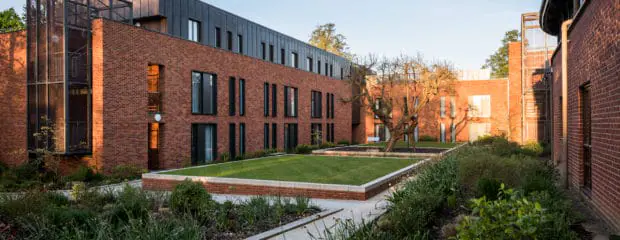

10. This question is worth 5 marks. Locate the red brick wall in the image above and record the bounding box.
[0,31,27,166]
[91,19,352,172]
[359,79,509,143]
[550,0,620,232]
[508,42,523,143]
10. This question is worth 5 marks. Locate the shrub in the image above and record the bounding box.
[294,144,316,154]
[419,135,437,142]
[521,140,544,157]
[456,185,578,240]
[337,140,350,145]
[318,141,336,149]
[219,152,231,162]
[110,164,145,181]
[243,150,267,159]
[106,185,152,224]
[66,165,103,182]
[476,178,502,200]
[170,179,213,216]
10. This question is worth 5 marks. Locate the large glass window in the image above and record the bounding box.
[192,71,217,115]
[229,77,235,116]
[306,57,313,72]
[238,34,243,54]
[440,96,446,118]
[192,124,216,164]
[264,123,269,149]
[264,83,269,116]
[239,123,246,155]
[284,86,298,117]
[272,123,277,149]
[311,123,323,145]
[188,19,200,42]
[311,91,322,118]
[468,95,491,118]
[229,123,236,159]
[239,79,245,116]
[271,84,277,116]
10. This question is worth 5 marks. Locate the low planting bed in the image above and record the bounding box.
[0,181,320,240]
[313,141,463,158]
[362,140,461,149]
[143,155,423,200]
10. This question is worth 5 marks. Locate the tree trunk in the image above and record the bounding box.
[384,136,399,152]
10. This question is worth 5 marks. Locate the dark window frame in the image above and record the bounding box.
[264,83,269,116]
[291,52,299,68]
[188,19,201,42]
[264,123,269,149]
[215,27,221,48]
[239,79,246,116]
[271,84,277,117]
[237,34,243,54]
[318,60,322,74]
[191,123,217,165]
[306,57,313,72]
[311,90,322,118]
[272,123,277,149]
[261,42,266,60]
[191,71,218,115]
[284,86,298,117]
[280,48,285,65]
[229,123,236,159]
[226,31,233,51]
[269,44,274,62]
[228,77,236,116]
[239,123,246,155]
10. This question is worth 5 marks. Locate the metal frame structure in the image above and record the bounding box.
[27,0,132,154]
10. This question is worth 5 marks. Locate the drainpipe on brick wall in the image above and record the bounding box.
[560,19,572,188]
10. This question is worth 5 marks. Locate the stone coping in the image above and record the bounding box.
[141,154,433,200]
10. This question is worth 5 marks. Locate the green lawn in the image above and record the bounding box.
[162,155,419,185]
[362,141,461,149]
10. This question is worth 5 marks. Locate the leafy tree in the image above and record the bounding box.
[0,8,25,32]
[309,23,352,58]
[345,54,458,152]
[482,30,520,78]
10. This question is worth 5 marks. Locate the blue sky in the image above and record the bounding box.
[1,0,542,69]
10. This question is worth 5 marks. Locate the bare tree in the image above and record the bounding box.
[345,54,458,152]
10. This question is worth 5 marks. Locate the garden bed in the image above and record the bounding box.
[0,181,320,240]
[142,155,425,200]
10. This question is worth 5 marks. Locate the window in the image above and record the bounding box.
[324,62,328,76]
[330,123,335,142]
[280,48,285,65]
[271,84,277,116]
[228,77,235,116]
[311,123,322,145]
[192,124,216,164]
[450,96,456,118]
[229,123,236,159]
[440,96,446,118]
[284,86,298,117]
[238,34,243,54]
[440,123,446,143]
[261,42,266,60]
[306,57,313,72]
[468,95,491,118]
[450,123,456,143]
[326,93,331,118]
[264,83,269,116]
[227,31,233,51]
[239,123,246,155]
[311,90,322,118]
[340,68,344,80]
[188,19,200,42]
[269,44,274,62]
[291,52,298,68]
[374,98,381,119]
[329,64,333,77]
[192,71,217,115]
[469,123,491,142]
[330,93,335,118]
[318,60,322,74]
[215,27,221,48]
[325,123,335,143]
[147,64,162,113]
[271,123,277,149]
[264,123,269,149]
[239,79,245,116]
[414,126,419,142]
[284,123,298,151]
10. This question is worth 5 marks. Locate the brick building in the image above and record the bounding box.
[353,13,556,144]
[0,0,351,172]
[540,0,620,232]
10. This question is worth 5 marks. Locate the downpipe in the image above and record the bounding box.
[560,19,572,188]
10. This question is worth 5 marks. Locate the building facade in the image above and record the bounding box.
[0,0,352,172]
[541,0,620,232]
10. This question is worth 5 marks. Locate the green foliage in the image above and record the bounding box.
[66,165,104,182]
[110,164,145,181]
[106,185,152,224]
[170,179,213,216]
[309,23,351,58]
[456,185,578,240]
[0,8,25,32]
[337,140,350,145]
[521,140,544,157]
[418,135,437,142]
[294,144,317,154]
[219,152,231,162]
[482,29,520,78]
[476,178,502,200]
[318,141,337,149]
